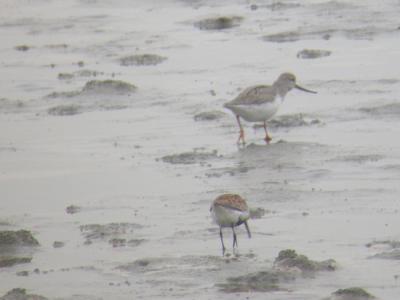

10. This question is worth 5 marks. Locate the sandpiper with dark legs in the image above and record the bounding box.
[224,73,317,145]
[210,194,251,256]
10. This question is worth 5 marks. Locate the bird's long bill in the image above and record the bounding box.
[295,84,317,94]
[244,221,251,238]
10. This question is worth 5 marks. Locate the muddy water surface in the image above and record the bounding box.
[1,0,400,299]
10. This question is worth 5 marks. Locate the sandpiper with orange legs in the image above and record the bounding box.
[224,73,317,145]
[210,193,251,256]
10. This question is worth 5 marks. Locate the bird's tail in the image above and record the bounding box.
[244,221,251,238]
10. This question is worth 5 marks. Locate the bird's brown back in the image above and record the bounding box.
[213,194,248,212]
[225,84,277,107]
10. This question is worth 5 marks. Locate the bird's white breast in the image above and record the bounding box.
[211,205,249,227]
[231,96,283,122]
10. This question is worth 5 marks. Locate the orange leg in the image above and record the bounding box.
[236,115,245,145]
[263,121,272,144]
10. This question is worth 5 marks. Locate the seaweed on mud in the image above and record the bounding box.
[194,16,243,30]
[323,287,376,300]
[359,103,400,117]
[218,249,337,293]
[0,257,32,268]
[66,205,82,214]
[160,149,221,165]
[0,230,39,247]
[274,249,337,274]
[46,91,80,99]
[120,54,167,66]
[82,80,137,94]
[14,45,30,51]
[47,105,81,116]
[0,98,25,111]
[109,238,145,248]
[57,73,74,80]
[0,288,48,300]
[52,241,65,248]
[297,49,332,59]
[370,249,400,260]
[265,114,322,129]
[263,31,301,43]
[330,154,383,164]
[265,2,301,10]
[0,231,38,269]
[194,110,226,121]
[47,80,137,99]
[80,223,142,243]
[217,270,294,293]
[366,240,400,249]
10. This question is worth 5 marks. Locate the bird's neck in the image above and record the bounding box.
[273,84,289,100]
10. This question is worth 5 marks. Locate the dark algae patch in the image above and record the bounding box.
[160,149,221,165]
[371,249,400,260]
[194,16,243,30]
[194,110,226,122]
[218,249,337,293]
[0,288,48,300]
[120,54,167,66]
[323,287,376,300]
[14,45,31,51]
[80,223,142,245]
[265,113,322,129]
[0,257,32,268]
[47,105,81,116]
[0,230,39,247]
[217,270,294,293]
[274,249,337,274]
[0,230,39,268]
[82,80,137,94]
[297,49,332,59]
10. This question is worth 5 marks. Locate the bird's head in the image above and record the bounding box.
[275,73,317,96]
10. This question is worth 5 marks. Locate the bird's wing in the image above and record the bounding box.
[225,85,276,106]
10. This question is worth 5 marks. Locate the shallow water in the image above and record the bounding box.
[1,0,400,299]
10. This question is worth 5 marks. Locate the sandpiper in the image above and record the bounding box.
[224,73,317,144]
[210,193,251,256]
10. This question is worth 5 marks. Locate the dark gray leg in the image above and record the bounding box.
[219,227,226,256]
[244,221,251,238]
[232,225,238,248]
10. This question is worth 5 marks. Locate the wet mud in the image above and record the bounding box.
[1,0,400,299]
